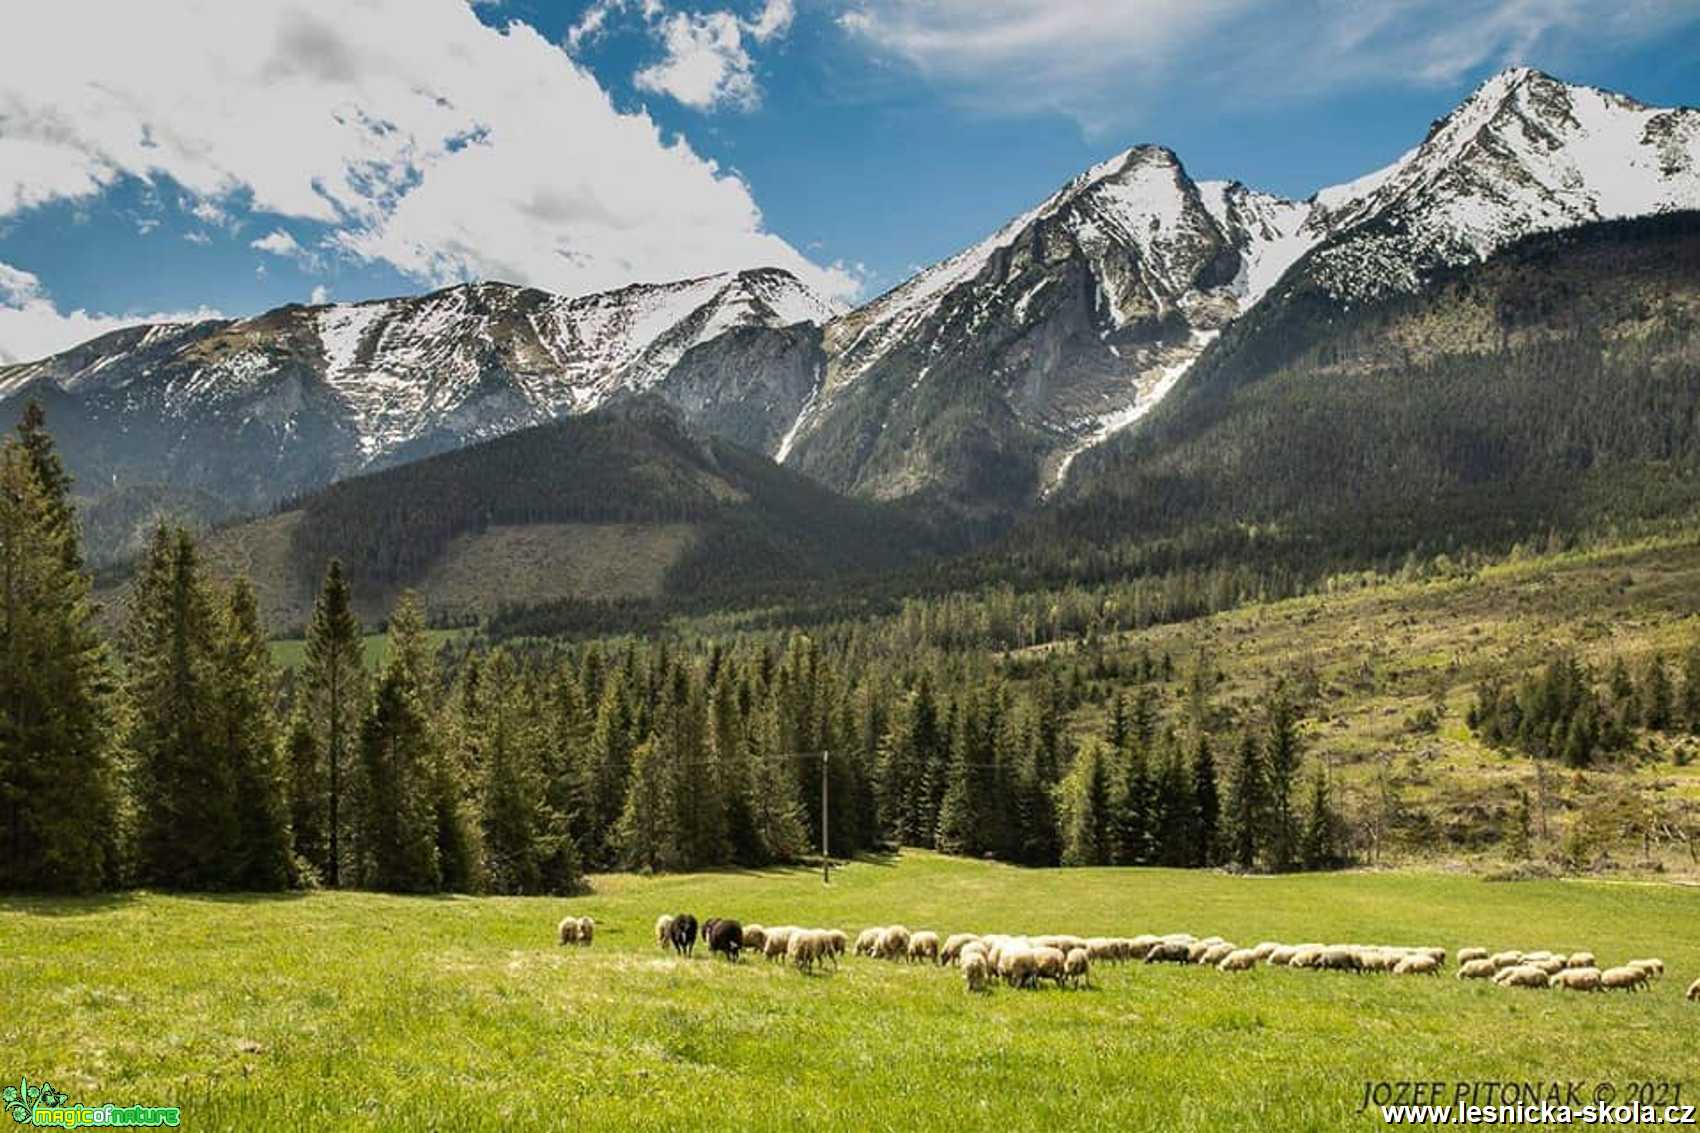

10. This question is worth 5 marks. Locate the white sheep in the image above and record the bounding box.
[958,941,988,969]
[941,933,979,965]
[1218,948,1259,972]
[878,925,912,961]
[999,947,1038,988]
[577,916,594,946]
[1601,966,1649,992]
[1267,945,1298,967]
[558,916,580,945]
[1629,958,1665,979]
[764,926,796,962]
[1495,965,1550,989]
[825,929,848,961]
[1200,942,1237,966]
[1033,946,1068,986]
[742,924,767,952]
[854,927,883,956]
[1550,967,1602,991]
[1565,951,1596,969]
[1685,978,1700,1002]
[1393,954,1439,976]
[1456,947,1489,964]
[963,952,991,993]
[909,931,941,964]
[788,929,827,973]
[1457,959,1496,980]
[1250,942,1282,962]
[1064,947,1090,988]
[1489,950,1523,971]
[655,914,675,950]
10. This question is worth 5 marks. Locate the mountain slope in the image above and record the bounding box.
[1022,212,1700,577]
[1,268,837,558]
[173,402,947,631]
[771,68,1700,511]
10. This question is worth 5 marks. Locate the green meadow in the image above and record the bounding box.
[3,851,1697,1131]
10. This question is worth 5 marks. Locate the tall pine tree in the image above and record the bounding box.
[301,560,364,887]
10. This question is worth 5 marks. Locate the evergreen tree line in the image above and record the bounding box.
[1469,646,1700,768]
[4,407,1349,894]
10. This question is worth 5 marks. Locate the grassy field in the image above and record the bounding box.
[4,852,1698,1130]
[268,627,463,672]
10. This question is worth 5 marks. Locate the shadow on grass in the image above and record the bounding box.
[0,891,138,917]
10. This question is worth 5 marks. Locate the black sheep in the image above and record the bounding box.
[706,918,743,962]
[670,913,698,956]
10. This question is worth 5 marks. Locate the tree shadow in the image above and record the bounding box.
[0,891,139,917]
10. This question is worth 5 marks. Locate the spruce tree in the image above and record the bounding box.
[1684,642,1700,735]
[1642,653,1674,732]
[1190,734,1221,868]
[302,560,364,887]
[283,706,324,882]
[1224,730,1268,870]
[0,434,115,892]
[1263,695,1301,870]
[356,592,442,892]
[1300,767,1342,870]
[480,651,574,893]
[125,527,239,888]
[588,677,635,868]
[617,734,675,872]
[1061,743,1111,866]
[215,577,292,890]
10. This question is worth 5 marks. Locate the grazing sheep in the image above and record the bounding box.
[1629,958,1665,979]
[1201,942,1237,966]
[577,917,594,946]
[669,913,699,956]
[1456,947,1489,965]
[1128,934,1159,960]
[1494,965,1550,989]
[1563,951,1595,969]
[1288,946,1325,970]
[557,916,579,946]
[1457,959,1497,980]
[963,953,991,993]
[1267,945,1298,967]
[742,924,767,953]
[854,927,882,957]
[1523,950,1554,963]
[789,929,831,973]
[764,926,796,962]
[959,941,988,970]
[909,931,941,964]
[1085,938,1117,964]
[1218,949,1260,972]
[1550,967,1602,992]
[1417,947,1446,966]
[1250,942,1281,962]
[1033,946,1068,986]
[999,947,1039,989]
[1037,934,1086,955]
[1144,940,1193,964]
[1064,947,1091,988]
[1490,950,1523,971]
[825,930,848,960]
[1530,956,1567,976]
[1393,954,1440,976]
[941,933,980,965]
[878,926,912,961]
[706,918,743,962]
[1685,978,1700,1002]
[1601,966,1649,992]
[1317,947,1361,973]
[655,914,675,950]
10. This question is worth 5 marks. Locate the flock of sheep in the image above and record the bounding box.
[561,912,1699,1001]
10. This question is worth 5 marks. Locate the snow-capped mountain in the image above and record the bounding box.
[0,267,838,520]
[1298,67,1700,301]
[772,67,1700,504]
[3,67,1697,536]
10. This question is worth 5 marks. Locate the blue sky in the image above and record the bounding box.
[2,0,1698,362]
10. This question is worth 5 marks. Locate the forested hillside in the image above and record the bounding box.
[168,402,951,630]
[1022,213,1700,581]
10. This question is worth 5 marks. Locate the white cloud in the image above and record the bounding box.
[250,229,303,257]
[0,0,858,304]
[838,0,1700,129]
[636,10,764,110]
[572,0,795,111]
[0,261,221,365]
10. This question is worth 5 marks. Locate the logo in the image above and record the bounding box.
[4,1077,180,1129]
